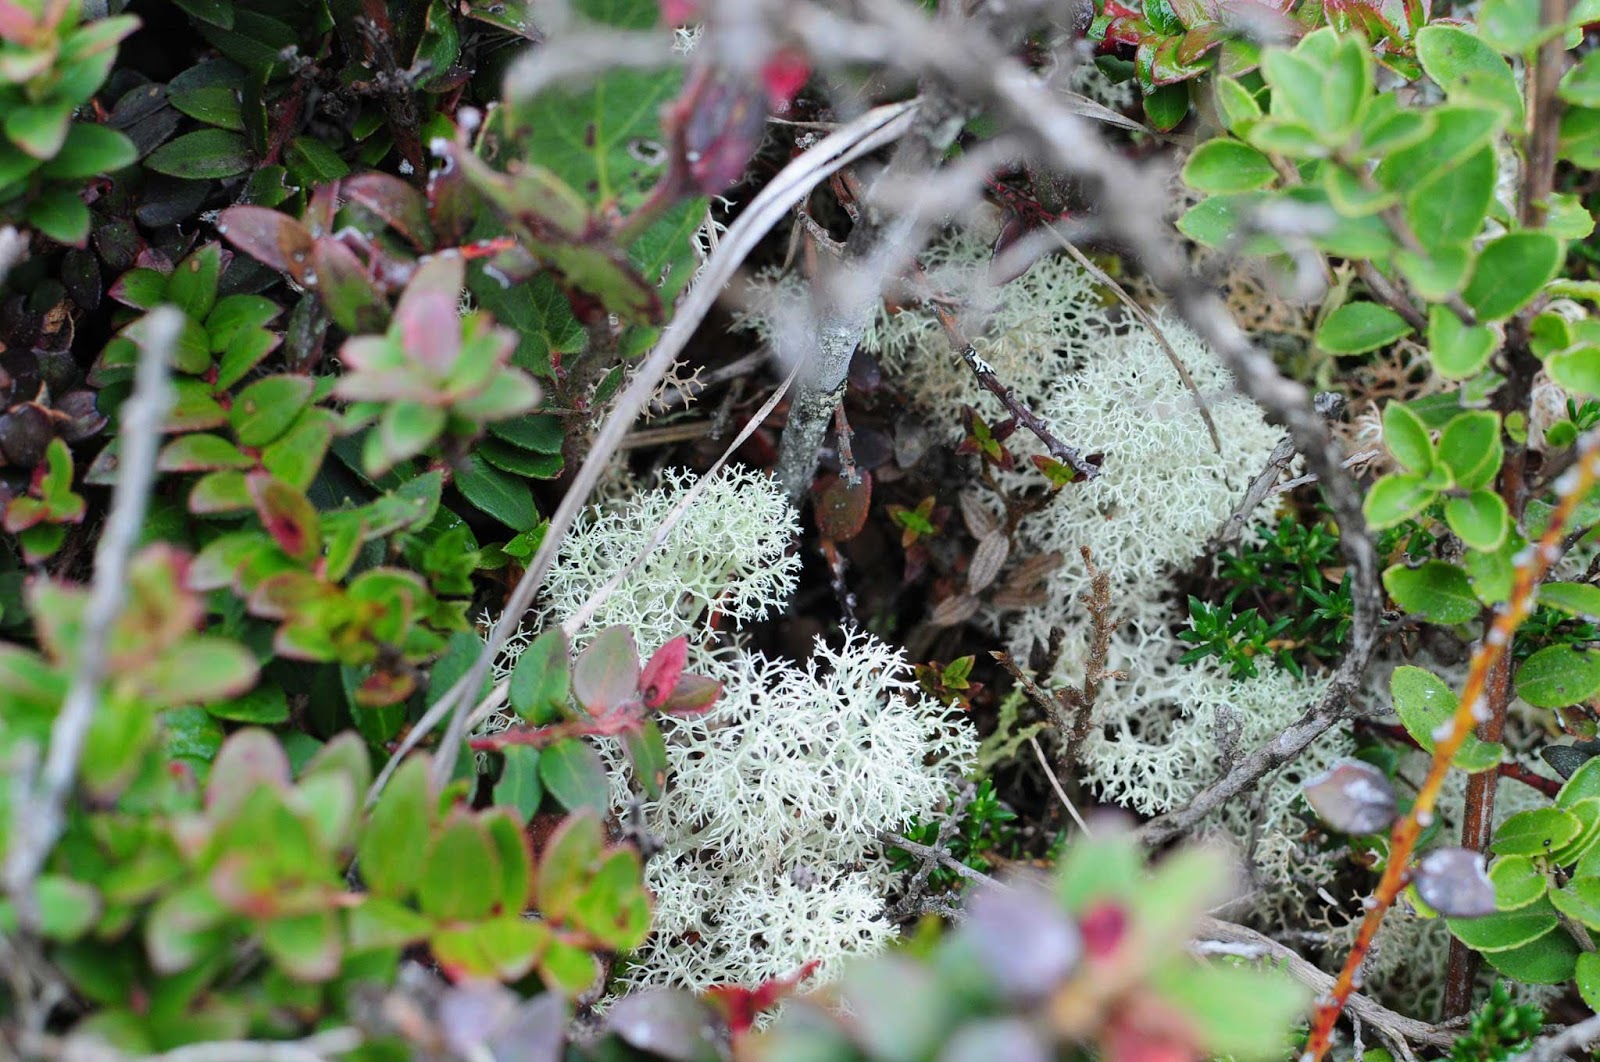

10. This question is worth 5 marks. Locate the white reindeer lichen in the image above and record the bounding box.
[494,465,975,993]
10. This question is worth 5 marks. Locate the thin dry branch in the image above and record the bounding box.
[2,306,180,927]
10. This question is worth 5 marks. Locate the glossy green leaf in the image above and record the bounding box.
[1463,232,1564,321]
[1317,302,1414,355]
[1488,855,1548,910]
[145,129,252,179]
[1390,665,1504,772]
[1516,645,1600,708]
[1182,139,1277,193]
[454,454,539,531]
[509,628,571,725]
[1383,561,1480,623]
[1493,808,1584,857]
[1437,411,1503,490]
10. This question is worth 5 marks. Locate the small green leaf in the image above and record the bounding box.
[1390,665,1504,772]
[1493,808,1584,856]
[261,910,341,983]
[1437,411,1503,490]
[1364,473,1436,528]
[1516,645,1600,708]
[1561,51,1600,107]
[1317,302,1414,355]
[454,454,538,531]
[1482,926,1580,983]
[418,815,501,922]
[1579,951,1600,1011]
[1182,139,1277,193]
[1428,304,1498,379]
[1540,582,1600,619]
[509,628,571,725]
[358,756,435,899]
[1445,490,1509,551]
[1213,77,1263,135]
[1416,25,1524,123]
[495,746,544,823]
[1380,401,1434,473]
[1383,561,1480,623]
[622,720,669,800]
[1489,855,1548,910]
[1547,345,1600,396]
[230,374,314,448]
[539,738,609,814]
[1449,904,1560,951]
[536,808,603,921]
[145,129,252,179]
[27,186,91,246]
[1464,232,1564,321]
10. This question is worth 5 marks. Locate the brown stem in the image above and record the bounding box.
[915,282,1102,480]
[1521,0,1572,230]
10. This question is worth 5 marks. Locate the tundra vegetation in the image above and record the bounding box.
[10,0,1600,1059]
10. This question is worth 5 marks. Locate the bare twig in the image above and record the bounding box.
[879,827,999,889]
[1029,734,1092,836]
[1220,436,1296,543]
[3,307,179,926]
[881,784,977,921]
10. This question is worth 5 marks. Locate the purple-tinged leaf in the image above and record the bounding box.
[217,206,315,283]
[573,625,641,714]
[247,472,321,565]
[960,880,1082,1001]
[312,237,388,334]
[606,990,725,1062]
[1303,758,1398,835]
[344,171,436,251]
[1414,847,1498,918]
[659,674,720,717]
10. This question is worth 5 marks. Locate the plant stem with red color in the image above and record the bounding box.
[1303,434,1600,1062]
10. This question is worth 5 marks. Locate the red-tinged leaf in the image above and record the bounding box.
[761,49,810,110]
[395,254,464,374]
[248,472,321,565]
[217,206,315,283]
[706,961,821,1035]
[572,626,641,714]
[660,0,700,22]
[659,674,719,716]
[312,238,388,334]
[639,637,688,709]
[812,470,872,542]
[205,727,291,819]
[343,171,435,251]
[355,666,417,708]
[1176,22,1229,64]
[668,66,766,195]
